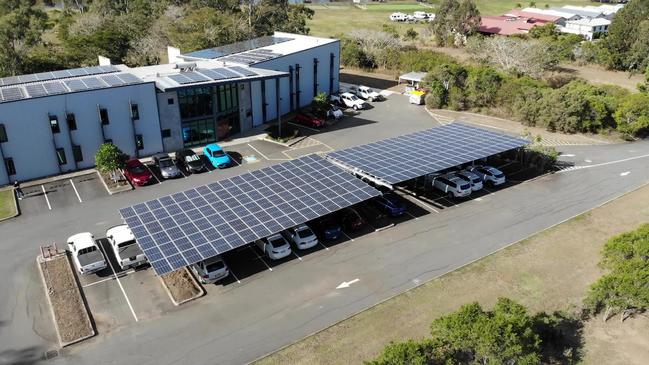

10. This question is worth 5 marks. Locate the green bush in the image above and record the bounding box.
[94,143,128,173]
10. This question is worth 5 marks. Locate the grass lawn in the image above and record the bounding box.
[255,182,649,365]
[0,189,17,220]
[306,1,593,38]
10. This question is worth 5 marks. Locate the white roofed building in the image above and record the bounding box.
[560,17,612,40]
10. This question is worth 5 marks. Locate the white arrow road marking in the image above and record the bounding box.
[620,171,631,176]
[584,159,592,163]
[562,154,575,157]
[336,278,360,289]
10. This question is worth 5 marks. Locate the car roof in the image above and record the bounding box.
[202,255,223,265]
[106,225,135,243]
[267,233,284,240]
[153,153,172,160]
[178,149,196,155]
[341,92,355,97]
[205,143,222,151]
[126,159,143,166]
[67,232,95,248]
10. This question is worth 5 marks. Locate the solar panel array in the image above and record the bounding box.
[165,67,258,86]
[219,49,283,65]
[0,73,144,103]
[327,123,530,185]
[183,36,292,60]
[119,155,381,275]
[0,65,120,87]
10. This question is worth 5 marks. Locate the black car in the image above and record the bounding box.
[175,149,205,174]
[337,207,365,232]
[312,216,342,241]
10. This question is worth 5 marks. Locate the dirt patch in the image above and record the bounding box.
[97,170,132,195]
[583,315,649,365]
[38,254,94,346]
[160,268,204,305]
[340,68,400,92]
[255,184,649,365]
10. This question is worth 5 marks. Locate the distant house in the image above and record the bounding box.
[478,15,549,36]
[560,17,611,40]
[521,7,580,24]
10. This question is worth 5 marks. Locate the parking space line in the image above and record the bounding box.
[288,121,320,133]
[226,152,240,166]
[69,179,83,203]
[178,166,189,179]
[247,143,290,161]
[405,211,419,220]
[81,269,135,288]
[249,246,273,271]
[41,185,52,210]
[229,269,241,284]
[318,241,330,251]
[342,231,355,242]
[293,250,303,261]
[145,165,161,184]
[99,245,139,322]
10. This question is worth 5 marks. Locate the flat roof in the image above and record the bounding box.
[399,72,427,83]
[566,17,611,26]
[326,122,530,185]
[120,155,381,275]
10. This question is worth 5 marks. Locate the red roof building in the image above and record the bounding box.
[479,15,549,36]
[502,9,565,23]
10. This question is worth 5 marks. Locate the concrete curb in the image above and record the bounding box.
[20,169,98,189]
[262,137,292,148]
[0,188,19,222]
[159,267,205,306]
[97,170,133,196]
[36,254,95,348]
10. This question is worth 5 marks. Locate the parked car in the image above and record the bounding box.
[373,193,407,217]
[337,207,365,232]
[455,170,484,192]
[152,153,182,179]
[389,12,406,21]
[123,158,153,186]
[67,232,107,275]
[330,92,366,110]
[294,111,325,128]
[175,149,206,174]
[313,216,343,240]
[191,256,229,284]
[467,165,506,186]
[286,224,319,249]
[413,11,428,21]
[430,173,472,199]
[256,234,292,260]
[106,225,147,270]
[355,85,383,101]
[326,104,344,120]
[203,143,232,169]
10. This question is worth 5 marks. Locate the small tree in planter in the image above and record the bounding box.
[95,143,128,180]
[311,92,329,117]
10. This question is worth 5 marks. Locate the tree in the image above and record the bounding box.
[0,0,48,76]
[365,340,436,365]
[310,92,329,116]
[465,66,502,108]
[430,0,480,46]
[613,93,649,136]
[468,36,560,77]
[95,143,128,173]
[600,0,649,71]
[585,224,649,321]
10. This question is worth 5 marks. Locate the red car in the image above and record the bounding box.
[123,159,153,186]
[294,112,325,128]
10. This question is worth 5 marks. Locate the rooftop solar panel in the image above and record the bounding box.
[1,87,25,101]
[214,68,240,79]
[25,84,48,98]
[183,71,211,83]
[120,155,381,275]
[229,66,257,77]
[83,77,107,89]
[198,69,227,80]
[116,73,142,84]
[43,82,68,95]
[0,65,121,87]
[100,74,125,87]
[20,74,38,83]
[183,36,293,59]
[64,79,89,92]
[327,123,530,185]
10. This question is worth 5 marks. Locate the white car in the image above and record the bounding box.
[326,105,344,120]
[331,92,366,110]
[455,170,484,192]
[413,11,428,21]
[389,12,406,22]
[354,86,383,102]
[430,173,472,198]
[191,256,229,284]
[106,225,147,270]
[286,225,318,250]
[256,234,292,260]
[67,232,107,275]
[468,165,506,186]
[426,13,436,22]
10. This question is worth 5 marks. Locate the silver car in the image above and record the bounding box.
[191,256,229,284]
[153,153,182,179]
[456,170,484,191]
[468,165,506,186]
[286,224,318,250]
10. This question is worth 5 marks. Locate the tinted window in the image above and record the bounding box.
[0,124,7,142]
[4,158,15,175]
[460,184,471,190]
[66,113,77,131]
[159,158,173,168]
[128,165,146,174]
[206,261,225,272]
[72,145,83,162]
[78,246,97,255]
[211,149,225,157]
[297,228,313,239]
[50,116,60,134]
[269,237,286,248]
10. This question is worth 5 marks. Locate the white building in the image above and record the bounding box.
[561,17,611,40]
[0,32,340,185]
[521,7,580,24]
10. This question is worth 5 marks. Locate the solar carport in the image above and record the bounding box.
[326,122,530,187]
[120,155,381,275]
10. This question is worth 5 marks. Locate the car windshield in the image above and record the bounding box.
[494,173,505,178]
[185,154,200,162]
[212,149,226,157]
[297,227,313,238]
[129,165,146,174]
[159,159,173,168]
[365,88,374,93]
[206,261,225,272]
[117,240,135,249]
[460,184,471,190]
[269,237,286,248]
[349,95,359,101]
[78,246,96,255]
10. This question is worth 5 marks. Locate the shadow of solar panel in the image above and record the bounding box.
[327,123,529,184]
[120,155,381,275]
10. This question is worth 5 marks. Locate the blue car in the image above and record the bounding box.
[373,193,407,217]
[203,143,232,169]
[314,216,342,241]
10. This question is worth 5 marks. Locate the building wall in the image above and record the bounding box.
[156,90,184,153]
[0,83,162,185]
[239,81,253,132]
[253,40,340,119]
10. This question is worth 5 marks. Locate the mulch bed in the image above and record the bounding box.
[160,267,204,305]
[39,254,94,346]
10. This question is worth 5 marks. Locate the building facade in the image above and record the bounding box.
[0,33,340,185]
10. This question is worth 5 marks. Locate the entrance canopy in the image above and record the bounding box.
[120,155,381,275]
[326,122,530,185]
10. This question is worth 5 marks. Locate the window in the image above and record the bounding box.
[4,158,15,175]
[217,84,238,113]
[66,113,77,131]
[179,87,214,119]
[49,115,60,134]
[72,145,83,162]
[131,103,140,121]
[56,148,67,165]
[99,108,110,125]
[0,124,7,143]
[168,98,174,105]
[135,134,144,150]
[161,129,171,138]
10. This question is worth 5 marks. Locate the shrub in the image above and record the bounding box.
[94,143,128,173]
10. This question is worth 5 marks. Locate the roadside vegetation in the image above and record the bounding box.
[0,188,16,220]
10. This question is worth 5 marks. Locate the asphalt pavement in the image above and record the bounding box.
[1,95,648,365]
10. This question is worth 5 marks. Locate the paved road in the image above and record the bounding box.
[1,97,648,364]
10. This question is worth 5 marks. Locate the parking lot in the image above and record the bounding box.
[19,173,109,216]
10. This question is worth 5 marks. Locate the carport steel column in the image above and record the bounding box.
[276,77,282,137]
